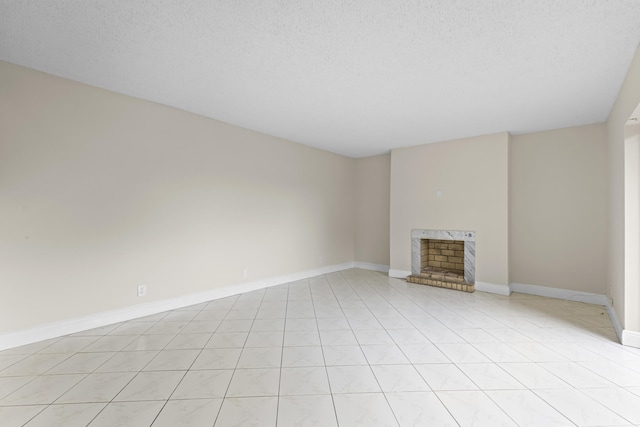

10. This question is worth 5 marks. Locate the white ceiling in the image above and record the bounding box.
[2,1,640,158]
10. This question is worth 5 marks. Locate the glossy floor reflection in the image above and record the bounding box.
[1,269,640,426]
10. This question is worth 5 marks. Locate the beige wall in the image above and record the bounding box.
[354,154,390,267]
[5,46,640,339]
[0,61,355,333]
[390,133,510,287]
[624,123,640,333]
[607,46,640,332]
[509,124,607,293]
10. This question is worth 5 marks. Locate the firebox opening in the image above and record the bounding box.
[420,239,465,277]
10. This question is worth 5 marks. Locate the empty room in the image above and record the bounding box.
[2,1,640,426]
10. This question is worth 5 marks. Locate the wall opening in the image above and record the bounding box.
[420,239,465,276]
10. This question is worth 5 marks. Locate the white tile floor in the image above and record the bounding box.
[1,268,640,426]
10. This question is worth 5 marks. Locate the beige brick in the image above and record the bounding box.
[455,263,465,270]
[441,250,455,256]
[435,255,448,262]
[455,250,464,257]
[449,256,463,264]
[430,261,441,268]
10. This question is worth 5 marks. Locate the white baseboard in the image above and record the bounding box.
[510,282,609,306]
[388,269,411,278]
[622,329,640,349]
[354,262,390,273]
[475,281,512,296]
[0,262,355,351]
[605,300,624,344]
[512,282,636,347]
[605,300,640,349]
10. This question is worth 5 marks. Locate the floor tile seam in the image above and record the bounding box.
[145,363,198,424]
[577,343,640,365]
[543,360,622,388]
[574,360,638,387]
[82,399,167,426]
[37,335,105,355]
[412,381,463,426]
[469,340,536,364]
[414,361,477,392]
[536,361,604,390]
[20,350,81,378]
[482,383,572,425]
[228,287,284,425]
[26,338,63,355]
[33,372,88,408]
[528,387,619,426]
[0,377,38,402]
[334,272,377,318]
[453,361,530,392]
[502,361,577,390]
[109,369,194,409]
[580,387,640,425]
[512,340,571,361]
[196,297,264,372]
[273,287,290,427]
[309,276,342,427]
[0,371,82,406]
[3,404,48,427]
[218,314,264,401]
[312,276,359,347]
[0,354,30,373]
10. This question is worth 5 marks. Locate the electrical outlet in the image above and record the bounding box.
[242,268,248,279]
[137,285,146,297]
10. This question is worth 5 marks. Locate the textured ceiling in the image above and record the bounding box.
[2,1,640,157]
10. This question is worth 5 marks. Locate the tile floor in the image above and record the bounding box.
[1,268,640,426]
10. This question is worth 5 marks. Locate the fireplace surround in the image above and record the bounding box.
[407,229,475,292]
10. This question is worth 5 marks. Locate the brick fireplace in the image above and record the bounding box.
[407,229,475,292]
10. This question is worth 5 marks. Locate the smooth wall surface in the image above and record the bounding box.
[510,124,607,294]
[354,154,390,268]
[607,46,640,332]
[390,133,509,287]
[0,61,355,333]
[624,123,640,334]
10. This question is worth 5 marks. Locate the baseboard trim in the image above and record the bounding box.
[513,282,630,346]
[0,262,355,351]
[354,262,390,273]
[510,282,609,306]
[622,329,640,349]
[475,281,512,296]
[605,301,624,344]
[388,269,411,278]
